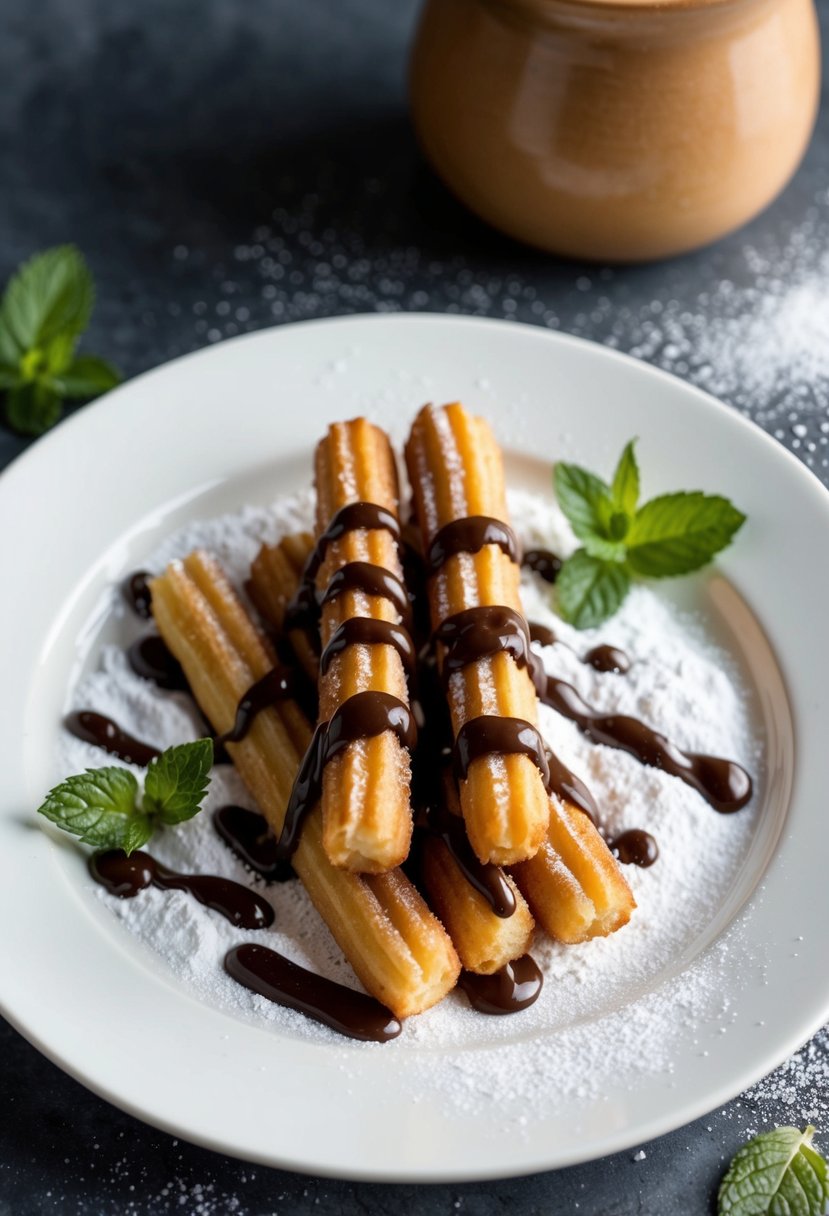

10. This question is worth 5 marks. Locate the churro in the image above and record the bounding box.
[405,402,549,865]
[293,419,415,873]
[150,550,460,1018]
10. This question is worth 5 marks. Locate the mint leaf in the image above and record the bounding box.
[718,1125,829,1216]
[122,811,153,856]
[0,365,21,391]
[6,380,62,435]
[54,354,121,398]
[554,461,613,545]
[37,767,140,849]
[0,245,93,351]
[557,549,630,629]
[143,739,213,825]
[626,492,746,577]
[44,330,78,376]
[611,440,639,517]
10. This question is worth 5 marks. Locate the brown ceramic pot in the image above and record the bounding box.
[409,0,821,261]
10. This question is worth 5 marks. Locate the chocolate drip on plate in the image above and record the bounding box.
[225,943,401,1042]
[213,805,296,882]
[426,516,520,575]
[521,548,562,584]
[277,691,417,857]
[320,616,416,678]
[611,829,659,868]
[122,570,153,619]
[128,635,189,691]
[534,673,752,813]
[90,850,274,928]
[65,710,160,766]
[459,955,543,1014]
[528,622,631,675]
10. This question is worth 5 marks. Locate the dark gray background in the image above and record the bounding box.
[2,1,828,1212]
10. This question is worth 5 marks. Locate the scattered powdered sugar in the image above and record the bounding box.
[60,487,764,1112]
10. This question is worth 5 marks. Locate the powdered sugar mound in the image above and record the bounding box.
[61,488,765,1102]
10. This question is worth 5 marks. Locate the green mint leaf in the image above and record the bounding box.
[626,492,746,577]
[5,380,62,435]
[122,811,153,857]
[0,365,22,391]
[718,1125,829,1216]
[44,331,79,376]
[610,439,640,517]
[554,461,613,544]
[37,767,140,849]
[0,245,93,351]
[557,549,631,630]
[54,354,122,399]
[581,533,627,563]
[143,738,213,826]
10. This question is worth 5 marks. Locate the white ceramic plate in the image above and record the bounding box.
[0,314,826,1181]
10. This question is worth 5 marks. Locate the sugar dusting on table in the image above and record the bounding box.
[60,489,764,1120]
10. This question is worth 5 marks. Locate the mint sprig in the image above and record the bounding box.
[36,739,213,856]
[0,245,121,436]
[554,440,746,629]
[718,1125,829,1216]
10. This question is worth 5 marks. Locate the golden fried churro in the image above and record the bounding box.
[311,419,415,873]
[150,551,460,1018]
[248,531,318,680]
[511,795,635,943]
[405,402,549,865]
[420,775,534,974]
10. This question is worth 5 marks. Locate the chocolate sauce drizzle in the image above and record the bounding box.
[458,954,544,1014]
[436,605,531,678]
[216,666,302,746]
[285,501,404,636]
[533,672,752,813]
[89,850,274,928]
[213,805,296,883]
[454,715,550,787]
[319,562,413,629]
[65,710,160,766]
[521,548,562,584]
[420,803,516,918]
[426,516,520,576]
[128,635,189,691]
[611,829,659,868]
[225,942,401,1043]
[320,616,416,678]
[277,691,417,858]
[123,570,153,618]
[528,621,631,676]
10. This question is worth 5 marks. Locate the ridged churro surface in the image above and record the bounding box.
[150,551,459,1018]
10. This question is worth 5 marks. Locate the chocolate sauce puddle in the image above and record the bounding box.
[65,710,160,766]
[277,691,417,857]
[611,828,659,868]
[214,805,296,882]
[528,622,631,675]
[426,516,520,576]
[459,955,543,1014]
[521,548,562,584]
[128,635,189,691]
[533,672,752,813]
[90,850,273,928]
[225,942,401,1042]
[123,570,153,619]
[320,617,416,678]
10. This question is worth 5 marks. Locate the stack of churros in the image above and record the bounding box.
[151,402,634,1028]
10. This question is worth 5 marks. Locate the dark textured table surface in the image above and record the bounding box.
[2,2,829,1212]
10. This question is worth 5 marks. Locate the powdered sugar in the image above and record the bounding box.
[60,487,764,1109]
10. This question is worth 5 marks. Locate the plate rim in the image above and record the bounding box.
[1,311,827,1182]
